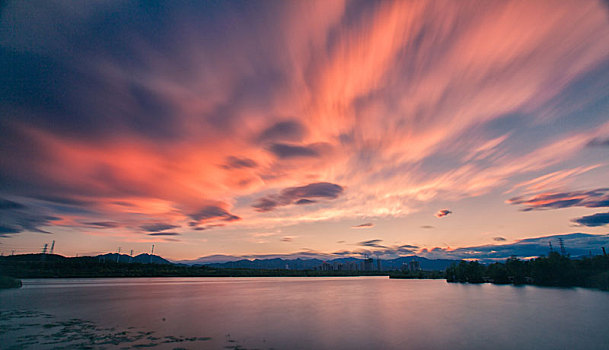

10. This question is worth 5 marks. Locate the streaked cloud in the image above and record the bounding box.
[85,222,121,229]
[148,232,180,236]
[587,137,609,147]
[358,239,386,248]
[353,223,374,229]
[258,120,306,143]
[189,206,241,225]
[507,188,609,211]
[253,182,344,212]
[0,198,61,235]
[223,156,258,170]
[140,223,180,233]
[0,1,608,258]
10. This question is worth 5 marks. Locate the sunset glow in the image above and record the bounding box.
[1,0,608,260]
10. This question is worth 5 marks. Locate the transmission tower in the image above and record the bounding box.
[558,238,567,256]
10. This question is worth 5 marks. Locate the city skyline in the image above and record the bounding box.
[1,1,609,260]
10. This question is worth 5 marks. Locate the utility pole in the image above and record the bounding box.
[50,240,55,255]
[150,244,155,263]
[117,247,121,263]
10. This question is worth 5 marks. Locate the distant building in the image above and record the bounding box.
[362,258,374,271]
[402,260,421,272]
[320,261,333,271]
[315,260,371,271]
[344,261,358,271]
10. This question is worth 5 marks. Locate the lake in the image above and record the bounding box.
[1,277,608,349]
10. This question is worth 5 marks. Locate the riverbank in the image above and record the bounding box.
[0,275,22,289]
[388,270,445,279]
[0,255,391,278]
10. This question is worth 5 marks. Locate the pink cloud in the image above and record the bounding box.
[1,0,609,248]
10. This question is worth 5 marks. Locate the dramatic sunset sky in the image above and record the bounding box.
[1,0,609,260]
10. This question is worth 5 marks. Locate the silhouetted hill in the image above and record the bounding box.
[95,253,171,264]
[1,253,72,262]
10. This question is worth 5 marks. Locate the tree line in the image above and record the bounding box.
[445,252,609,291]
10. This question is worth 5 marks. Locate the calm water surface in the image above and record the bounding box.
[1,277,608,349]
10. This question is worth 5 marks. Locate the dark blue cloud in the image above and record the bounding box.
[140,223,180,232]
[295,199,316,205]
[0,225,21,235]
[223,156,257,169]
[358,239,386,248]
[268,143,319,158]
[148,232,180,236]
[189,206,240,223]
[572,212,609,227]
[252,198,281,212]
[253,182,344,212]
[85,222,120,229]
[281,182,343,199]
[258,120,305,143]
[0,197,61,235]
[0,198,26,210]
[587,137,609,147]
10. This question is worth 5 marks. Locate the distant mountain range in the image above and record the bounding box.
[174,232,609,266]
[203,256,456,271]
[421,233,609,261]
[5,233,606,273]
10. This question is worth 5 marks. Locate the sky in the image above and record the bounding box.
[1,0,609,260]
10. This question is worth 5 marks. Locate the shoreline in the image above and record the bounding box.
[0,275,22,289]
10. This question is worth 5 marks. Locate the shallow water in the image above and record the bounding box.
[1,277,608,349]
